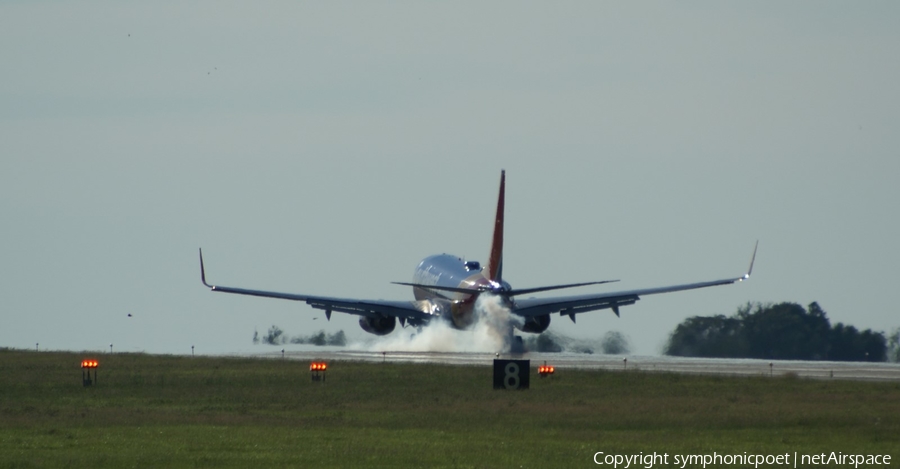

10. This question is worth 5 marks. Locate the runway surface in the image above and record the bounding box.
[250,347,900,381]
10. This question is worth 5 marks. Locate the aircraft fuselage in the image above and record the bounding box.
[411,254,510,329]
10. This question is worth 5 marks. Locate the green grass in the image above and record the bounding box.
[1,349,898,468]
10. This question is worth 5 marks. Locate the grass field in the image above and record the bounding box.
[1,349,898,468]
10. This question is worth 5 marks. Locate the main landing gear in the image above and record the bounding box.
[504,326,526,354]
[511,335,525,354]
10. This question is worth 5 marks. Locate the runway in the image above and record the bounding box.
[252,347,900,381]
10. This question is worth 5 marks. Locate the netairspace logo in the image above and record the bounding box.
[592,451,892,468]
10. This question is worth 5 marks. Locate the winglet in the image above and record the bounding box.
[199,248,213,288]
[742,241,758,280]
[486,170,505,282]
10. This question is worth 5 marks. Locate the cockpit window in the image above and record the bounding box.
[464,261,481,272]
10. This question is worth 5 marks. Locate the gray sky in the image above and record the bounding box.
[2,2,898,355]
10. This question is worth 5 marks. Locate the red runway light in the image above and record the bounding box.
[81,360,99,369]
[310,361,328,382]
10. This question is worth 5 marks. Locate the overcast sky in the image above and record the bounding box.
[2,2,898,356]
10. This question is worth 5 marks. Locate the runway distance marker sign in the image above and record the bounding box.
[493,359,529,390]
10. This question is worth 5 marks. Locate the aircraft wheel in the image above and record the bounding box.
[510,335,526,354]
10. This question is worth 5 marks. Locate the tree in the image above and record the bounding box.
[523,333,564,352]
[888,328,900,363]
[665,314,746,358]
[309,331,327,346]
[327,330,347,346]
[287,329,348,346]
[601,331,631,355]
[828,323,886,362]
[262,325,286,345]
[742,302,830,360]
[665,302,887,362]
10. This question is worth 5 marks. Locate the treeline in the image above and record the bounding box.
[665,302,888,362]
[253,326,347,346]
[524,331,632,354]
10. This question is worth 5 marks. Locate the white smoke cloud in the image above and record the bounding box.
[365,294,519,353]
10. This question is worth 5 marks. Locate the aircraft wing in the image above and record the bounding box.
[513,242,758,321]
[512,276,745,320]
[199,250,433,322]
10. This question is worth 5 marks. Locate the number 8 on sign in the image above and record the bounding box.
[504,362,520,389]
[493,359,529,390]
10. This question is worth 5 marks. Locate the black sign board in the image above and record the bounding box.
[493,359,530,390]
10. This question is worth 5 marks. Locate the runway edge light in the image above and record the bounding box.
[310,362,327,382]
[538,361,555,378]
[81,359,99,387]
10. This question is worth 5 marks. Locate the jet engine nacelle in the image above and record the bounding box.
[359,315,396,336]
[518,314,550,334]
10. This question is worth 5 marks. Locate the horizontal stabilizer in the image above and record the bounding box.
[391,282,483,295]
[391,279,619,297]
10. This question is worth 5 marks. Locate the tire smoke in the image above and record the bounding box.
[367,294,520,353]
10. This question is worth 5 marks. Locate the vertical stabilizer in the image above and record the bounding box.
[487,170,505,282]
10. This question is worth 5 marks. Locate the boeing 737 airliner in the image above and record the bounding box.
[199,171,756,343]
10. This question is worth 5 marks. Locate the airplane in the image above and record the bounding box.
[199,170,757,348]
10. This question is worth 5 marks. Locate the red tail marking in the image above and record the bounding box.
[487,170,505,282]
